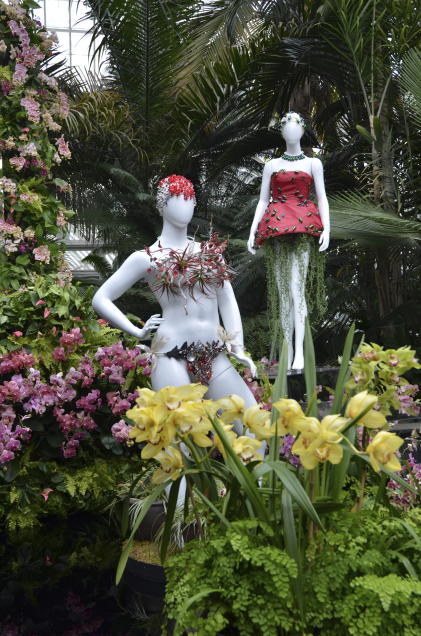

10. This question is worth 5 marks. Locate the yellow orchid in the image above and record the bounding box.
[292,414,347,469]
[152,446,184,483]
[243,405,275,440]
[365,431,403,473]
[216,394,246,424]
[345,390,387,429]
[127,405,176,458]
[232,436,262,464]
[271,398,304,435]
[135,384,208,410]
[213,421,237,456]
[174,402,213,447]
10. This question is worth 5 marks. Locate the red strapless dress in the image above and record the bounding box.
[256,170,323,245]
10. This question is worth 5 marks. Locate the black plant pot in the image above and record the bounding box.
[124,557,166,615]
[133,501,166,541]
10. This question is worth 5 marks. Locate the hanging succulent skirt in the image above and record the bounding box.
[264,234,327,359]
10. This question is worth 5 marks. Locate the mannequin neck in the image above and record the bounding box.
[284,141,302,156]
[158,219,189,249]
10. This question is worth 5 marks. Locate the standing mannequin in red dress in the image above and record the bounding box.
[247,112,330,370]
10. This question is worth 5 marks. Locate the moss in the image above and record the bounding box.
[130,540,162,565]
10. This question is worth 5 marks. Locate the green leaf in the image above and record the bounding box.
[351,450,418,494]
[304,318,317,417]
[211,418,270,523]
[282,489,304,617]
[15,254,30,265]
[194,488,231,528]
[356,124,375,143]
[265,460,324,529]
[160,478,181,564]
[116,481,167,585]
[331,323,355,413]
[272,338,288,401]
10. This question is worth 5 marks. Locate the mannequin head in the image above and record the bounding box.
[157,175,196,228]
[280,112,305,144]
[157,175,196,212]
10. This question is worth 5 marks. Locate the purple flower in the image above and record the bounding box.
[111,420,131,443]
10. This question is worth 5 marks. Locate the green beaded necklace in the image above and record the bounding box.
[281,152,306,161]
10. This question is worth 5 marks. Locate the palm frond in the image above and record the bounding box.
[330,192,421,242]
[400,48,421,127]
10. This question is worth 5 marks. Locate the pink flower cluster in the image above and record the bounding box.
[95,342,152,384]
[0,343,152,462]
[388,452,421,509]
[33,244,50,264]
[20,96,40,122]
[8,19,44,73]
[280,434,302,468]
[56,135,71,159]
[111,419,131,443]
[395,384,420,416]
[52,327,85,361]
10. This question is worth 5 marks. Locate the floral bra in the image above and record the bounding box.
[144,233,235,298]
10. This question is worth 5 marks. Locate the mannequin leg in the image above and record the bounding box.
[274,242,294,367]
[290,244,310,370]
[207,354,265,457]
[151,356,190,390]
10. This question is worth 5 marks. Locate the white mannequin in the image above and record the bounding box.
[247,113,330,370]
[92,178,257,416]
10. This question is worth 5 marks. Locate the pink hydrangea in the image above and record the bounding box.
[9,155,26,171]
[33,245,50,263]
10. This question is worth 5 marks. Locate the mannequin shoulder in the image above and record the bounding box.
[121,249,152,273]
[310,157,324,175]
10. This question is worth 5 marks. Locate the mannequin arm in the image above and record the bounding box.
[247,161,272,255]
[92,251,163,339]
[312,158,330,251]
[217,281,257,376]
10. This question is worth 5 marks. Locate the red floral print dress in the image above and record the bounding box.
[256,170,323,245]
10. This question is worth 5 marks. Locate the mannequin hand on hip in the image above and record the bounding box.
[230,347,257,378]
[247,230,257,255]
[137,313,164,340]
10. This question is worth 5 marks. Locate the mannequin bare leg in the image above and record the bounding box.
[274,242,294,368]
[290,244,310,370]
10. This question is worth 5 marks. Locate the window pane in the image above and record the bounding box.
[45,0,70,29]
[32,0,45,25]
[55,29,70,59]
[70,0,93,30]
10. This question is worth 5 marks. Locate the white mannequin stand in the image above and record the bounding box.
[247,113,330,370]
[92,191,258,419]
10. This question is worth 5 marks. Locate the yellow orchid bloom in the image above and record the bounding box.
[292,414,347,469]
[232,436,262,464]
[135,384,208,410]
[216,394,246,424]
[243,405,275,440]
[152,446,184,483]
[345,391,387,429]
[127,405,177,458]
[213,421,237,456]
[365,431,403,473]
[271,398,304,435]
[173,402,213,447]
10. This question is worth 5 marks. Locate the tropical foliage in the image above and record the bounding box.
[117,327,421,633]
[56,0,421,358]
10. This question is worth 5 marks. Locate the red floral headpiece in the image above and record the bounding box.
[156,174,196,210]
